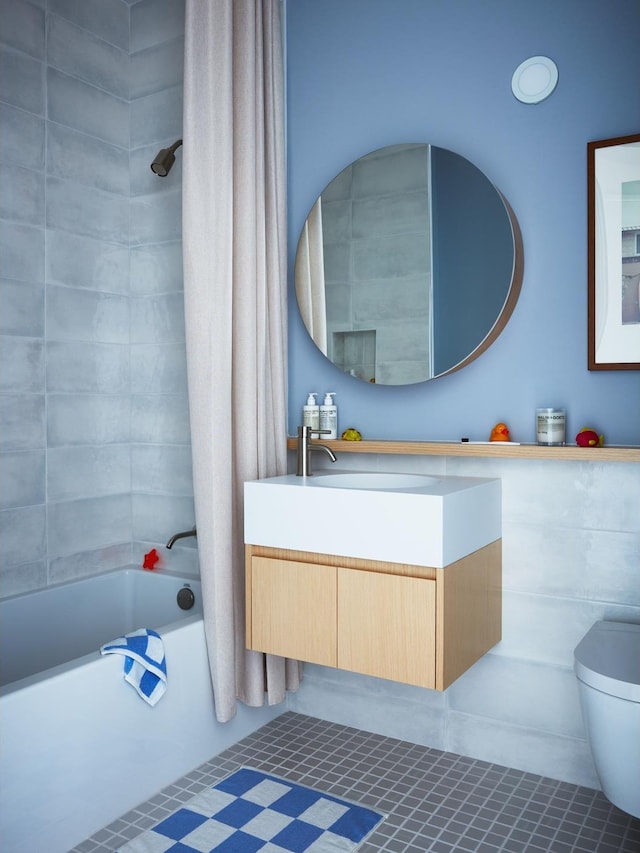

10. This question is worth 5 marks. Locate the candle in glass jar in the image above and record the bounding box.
[536,408,566,446]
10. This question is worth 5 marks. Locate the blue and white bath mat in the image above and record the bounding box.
[117,766,384,852]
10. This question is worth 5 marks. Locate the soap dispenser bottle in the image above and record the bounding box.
[319,392,337,439]
[302,393,319,431]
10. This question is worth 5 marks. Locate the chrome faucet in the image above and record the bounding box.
[296,425,337,476]
[166,526,197,549]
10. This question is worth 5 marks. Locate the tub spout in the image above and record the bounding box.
[166,526,197,549]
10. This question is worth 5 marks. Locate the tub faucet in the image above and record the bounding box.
[166,526,197,549]
[296,425,337,476]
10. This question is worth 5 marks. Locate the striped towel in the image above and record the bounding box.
[100,628,167,706]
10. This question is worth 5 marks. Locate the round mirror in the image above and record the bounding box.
[295,144,523,385]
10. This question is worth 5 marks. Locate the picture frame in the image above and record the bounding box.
[587,133,640,370]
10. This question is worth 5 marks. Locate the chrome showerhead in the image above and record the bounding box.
[150,139,183,176]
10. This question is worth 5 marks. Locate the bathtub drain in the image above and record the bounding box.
[177,586,195,610]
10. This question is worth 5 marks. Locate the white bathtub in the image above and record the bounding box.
[0,567,282,853]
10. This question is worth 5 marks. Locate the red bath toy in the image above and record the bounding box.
[576,428,604,448]
[143,548,161,570]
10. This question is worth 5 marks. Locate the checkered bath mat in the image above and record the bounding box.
[117,766,384,852]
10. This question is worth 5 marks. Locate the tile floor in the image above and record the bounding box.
[73,711,640,853]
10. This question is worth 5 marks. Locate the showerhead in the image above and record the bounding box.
[150,139,183,176]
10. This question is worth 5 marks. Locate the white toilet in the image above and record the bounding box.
[574,620,640,818]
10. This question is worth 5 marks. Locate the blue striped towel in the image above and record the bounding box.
[100,628,167,706]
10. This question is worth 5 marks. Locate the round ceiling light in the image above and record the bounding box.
[511,56,558,104]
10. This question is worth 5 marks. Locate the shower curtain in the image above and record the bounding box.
[295,198,328,354]
[182,0,300,723]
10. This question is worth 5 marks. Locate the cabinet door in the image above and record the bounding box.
[338,569,436,688]
[250,557,337,666]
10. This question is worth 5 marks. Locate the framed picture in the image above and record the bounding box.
[587,133,640,370]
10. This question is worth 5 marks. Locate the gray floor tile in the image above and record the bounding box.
[72,711,640,853]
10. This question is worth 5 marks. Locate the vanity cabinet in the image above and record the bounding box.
[245,540,501,691]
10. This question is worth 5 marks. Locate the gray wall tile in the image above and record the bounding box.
[446,654,585,739]
[0,336,44,392]
[0,504,46,566]
[47,122,129,196]
[288,665,447,752]
[131,394,191,444]
[48,0,129,51]
[0,0,45,59]
[131,492,194,543]
[447,711,599,790]
[47,286,129,344]
[0,393,45,450]
[47,13,129,100]
[497,589,639,668]
[130,37,184,99]
[47,393,130,445]
[0,46,44,114]
[129,242,183,294]
[1,0,195,598]
[47,493,131,558]
[46,341,129,393]
[0,103,45,169]
[130,0,185,53]
[49,542,133,585]
[353,233,430,282]
[131,85,183,147]
[0,223,44,282]
[47,68,129,147]
[46,176,129,245]
[130,293,185,343]
[0,162,45,225]
[46,231,129,293]
[132,444,193,495]
[130,190,182,245]
[0,560,47,597]
[0,450,45,509]
[503,520,639,606]
[352,145,428,198]
[48,444,130,501]
[0,280,44,337]
[130,342,187,393]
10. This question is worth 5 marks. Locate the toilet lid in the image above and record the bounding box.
[574,621,640,702]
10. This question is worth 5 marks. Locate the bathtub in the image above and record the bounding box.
[0,567,282,853]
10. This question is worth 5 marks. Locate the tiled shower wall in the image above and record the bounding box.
[0,0,197,599]
[322,144,431,385]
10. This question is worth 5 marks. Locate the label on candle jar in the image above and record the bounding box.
[536,408,566,446]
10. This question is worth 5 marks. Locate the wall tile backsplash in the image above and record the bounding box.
[0,0,196,596]
[291,452,640,787]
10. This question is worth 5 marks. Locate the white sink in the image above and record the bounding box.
[244,470,501,568]
[312,472,439,490]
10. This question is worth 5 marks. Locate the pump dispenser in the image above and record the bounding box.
[302,393,319,431]
[320,392,337,439]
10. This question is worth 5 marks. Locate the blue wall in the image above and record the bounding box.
[286,0,640,445]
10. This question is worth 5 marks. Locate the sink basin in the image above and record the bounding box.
[312,472,439,490]
[245,470,501,568]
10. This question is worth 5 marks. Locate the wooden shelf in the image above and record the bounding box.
[286,437,640,462]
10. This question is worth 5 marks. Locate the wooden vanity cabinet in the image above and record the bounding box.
[245,540,501,691]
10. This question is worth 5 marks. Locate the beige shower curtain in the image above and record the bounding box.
[182,0,300,723]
